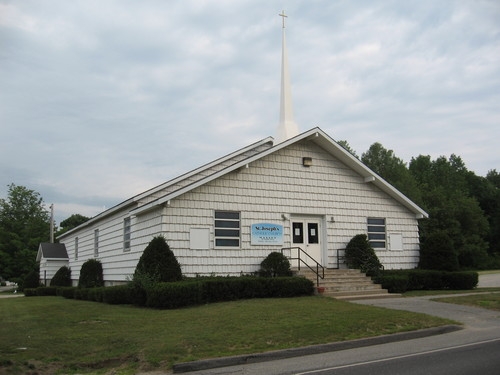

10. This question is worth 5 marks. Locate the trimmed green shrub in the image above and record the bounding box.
[36,287,57,296]
[23,288,38,297]
[23,269,41,290]
[408,270,447,290]
[134,236,182,283]
[419,230,459,271]
[78,259,104,288]
[263,277,315,297]
[345,234,383,277]
[444,271,478,290]
[377,269,478,292]
[102,285,134,305]
[74,287,90,300]
[145,277,315,309]
[57,287,76,299]
[131,236,182,305]
[147,281,203,309]
[50,266,72,287]
[259,252,292,277]
[376,274,409,293]
[87,287,105,302]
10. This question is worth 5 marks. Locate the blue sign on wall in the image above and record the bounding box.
[251,223,284,245]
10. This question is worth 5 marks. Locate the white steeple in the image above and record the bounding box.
[276,10,299,143]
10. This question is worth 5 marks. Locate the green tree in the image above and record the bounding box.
[419,230,459,271]
[337,140,359,159]
[362,142,422,203]
[486,169,500,188]
[56,213,90,236]
[476,170,500,255]
[0,184,50,280]
[409,155,490,268]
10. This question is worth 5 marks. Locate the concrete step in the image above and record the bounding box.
[295,268,399,300]
[333,293,402,301]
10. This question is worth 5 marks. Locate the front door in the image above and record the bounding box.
[291,219,322,267]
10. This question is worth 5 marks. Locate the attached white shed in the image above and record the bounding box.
[36,243,69,286]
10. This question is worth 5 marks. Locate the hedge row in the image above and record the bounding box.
[24,287,58,297]
[374,270,479,293]
[24,276,315,309]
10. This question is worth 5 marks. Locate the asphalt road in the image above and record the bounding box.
[293,338,500,375]
[177,273,500,375]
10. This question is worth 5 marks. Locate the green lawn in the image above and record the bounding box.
[403,287,500,297]
[0,296,455,375]
[433,292,500,311]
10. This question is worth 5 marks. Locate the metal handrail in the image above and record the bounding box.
[281,247,325,287]
[336,248,346,269]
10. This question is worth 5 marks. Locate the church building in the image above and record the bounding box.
[38,13,428,286]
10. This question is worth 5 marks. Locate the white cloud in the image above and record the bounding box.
[1,0,499,224]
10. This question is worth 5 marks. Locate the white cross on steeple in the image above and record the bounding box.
[279,10,287,28]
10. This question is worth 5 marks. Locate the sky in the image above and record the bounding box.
[1,0,499,226]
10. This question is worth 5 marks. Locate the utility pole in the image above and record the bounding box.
[50,204,54,243]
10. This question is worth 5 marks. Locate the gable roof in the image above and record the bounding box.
[131,127,428,219]
[59,127,427,239]
[36,243,68,261]
[58,136,274,239]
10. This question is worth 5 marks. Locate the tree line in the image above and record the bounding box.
[1,143,499,281]
[355,142,500,269]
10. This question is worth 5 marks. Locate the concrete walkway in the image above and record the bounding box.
[0,286,22,298]
[353,271,500,329]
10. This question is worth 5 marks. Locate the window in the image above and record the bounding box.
[123,217,131,251]
[94,229,99,257]
[367,218,386,248]
[214,211,240,247]
[74,237,78,260]
[292,222,304,244]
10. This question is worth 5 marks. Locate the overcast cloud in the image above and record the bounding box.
[1,0,499,225]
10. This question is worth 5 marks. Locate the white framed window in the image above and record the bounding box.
[214,211,240,247]
[94,229,99,257]
[74,237,79,260]
[367,218,386,249]
[123,217,131,252]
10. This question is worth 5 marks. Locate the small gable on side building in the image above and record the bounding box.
[37,243,69,286]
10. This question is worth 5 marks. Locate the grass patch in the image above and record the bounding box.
[433,292,500,311]
[0,296,454,374]
[403,287,500,297]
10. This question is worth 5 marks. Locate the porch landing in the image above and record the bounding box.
[293,268,401,300]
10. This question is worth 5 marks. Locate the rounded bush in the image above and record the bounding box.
[134,236,182,283]
[345,234,383,277]
[78,259,104,288]
[50,266,72,287]
[259,252,292,277]
[23,269,41,290]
